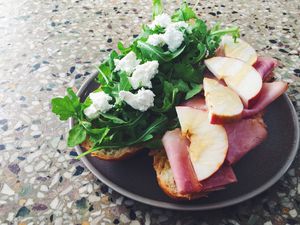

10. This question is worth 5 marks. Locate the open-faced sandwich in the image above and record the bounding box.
[51,0,288,199]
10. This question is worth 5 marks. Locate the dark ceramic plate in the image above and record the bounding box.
[70,73,299,211]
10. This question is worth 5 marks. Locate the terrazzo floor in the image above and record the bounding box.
[0,0,299,224]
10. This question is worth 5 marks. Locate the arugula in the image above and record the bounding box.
[51,0,240,158]
[152,0,163,19]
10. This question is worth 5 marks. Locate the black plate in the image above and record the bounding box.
[70,73,299,210]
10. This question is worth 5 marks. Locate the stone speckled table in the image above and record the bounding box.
[0,0,299,224]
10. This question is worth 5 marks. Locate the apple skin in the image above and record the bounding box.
[204,78,244,124]
[209,113,242,125]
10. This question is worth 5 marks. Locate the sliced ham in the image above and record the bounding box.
[253,57,278,81]
[224,115,267,165]
[182,95,207,111]
[202,165,237,191]
[243,82,288,118]
[183,97,268,165]
[162,129,202,194]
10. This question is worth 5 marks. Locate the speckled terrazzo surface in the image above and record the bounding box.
[0,0,299,224]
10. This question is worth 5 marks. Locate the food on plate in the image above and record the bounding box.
[203,78,243,124]
[220,35,257,65]
[175,107,228,181]
[204,57,263,108]
[51,0,288,199]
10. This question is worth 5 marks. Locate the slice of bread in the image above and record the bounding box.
[81,138,142,161]
[151,150,207,200]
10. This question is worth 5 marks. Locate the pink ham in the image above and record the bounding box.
[253,57,278,81]
[182,95,207,110]
[183,97,268,165]
[202,165,237,191]
[162,129,202,194]
[224,115,267,165]
[243,82,288,118]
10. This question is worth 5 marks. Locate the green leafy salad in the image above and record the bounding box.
[51,0,239,158]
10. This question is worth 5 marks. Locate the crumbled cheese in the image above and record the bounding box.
[146,34,164,46]
[84,104,99,119]
[114,51,140,74]
[149,13,171,29]
[170,21,189,30]
[162,26,184,52]
[84,92,113,119]
[147,21,187,51]
[119,88,155,112]
[89,92,113,112]
[129,61,159,89]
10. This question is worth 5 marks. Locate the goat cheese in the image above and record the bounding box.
[84,91,113,119]
[162,26,184,52]
[149,13,171,29]
[114,51,140,74]
[147,21,188,51]
[129,61,159,89]
[84,104,99,119]
[119,88,155,112]
[170,21,189,30]
[147,34,164,46]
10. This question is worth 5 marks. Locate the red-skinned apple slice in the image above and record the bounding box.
[221,35,257,65]
[176,107,228,181]
[203,78,243,124]
[204,57,263,108]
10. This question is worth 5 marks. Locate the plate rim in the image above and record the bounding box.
[70,72,299,211]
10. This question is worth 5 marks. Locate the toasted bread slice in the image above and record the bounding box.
[151,150,206,200]
[81,138,142,161]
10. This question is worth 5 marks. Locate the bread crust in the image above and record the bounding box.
[151,150,206,200]
[81,138,142,161]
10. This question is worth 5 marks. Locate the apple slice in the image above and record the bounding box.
[176,106,228,181]
[221,35,257,65]
[204,57,262,108]
[203,78,243,124]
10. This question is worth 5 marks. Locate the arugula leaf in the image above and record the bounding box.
[185,83,202,100]
[153,81,178,112]
[76,127,110,159]
[97,62,111,84]
[99,112,127,124]
[152,0,163,19]
[137,41,186,62]
[118,71,132,91]
[173,63,203,83]
[108,50,118,71]
[67,124,86,147]
[51,88,80,121]
[117,41,132,55]
[172,3,197,22]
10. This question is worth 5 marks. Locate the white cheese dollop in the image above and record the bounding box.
[147,34,164,46]
[170,21,189,30]
[84,104,99,119]
[162,26,184,52]
[129,61,159,90]
[84,91,113,119]
[119,88,155,112]
[146,21,187,52]
[114,51,140,74]
[149,13,171,29]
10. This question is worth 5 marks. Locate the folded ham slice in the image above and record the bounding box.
[243,82,288,118]
[224,115,267,164]
[202,165,237,191]
[162,129,202,194]
[253,57,278,82]
[183,96,268,165]
[182,95,207,110]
